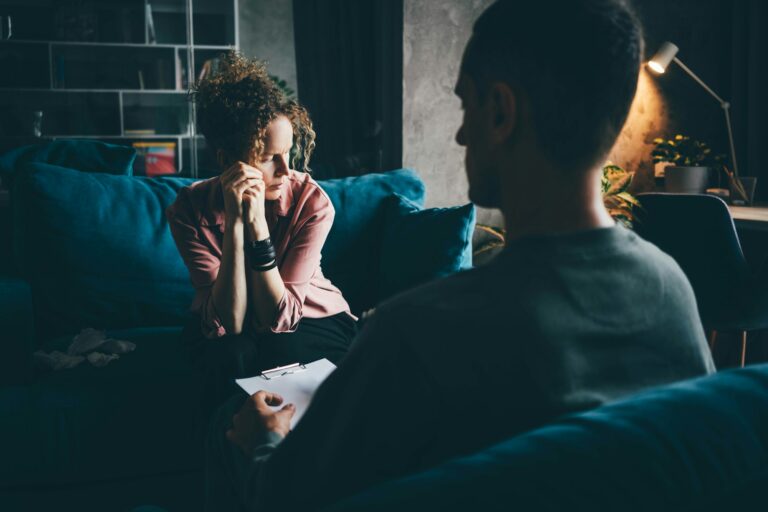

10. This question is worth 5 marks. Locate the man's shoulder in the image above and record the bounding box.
[619,227,692,283]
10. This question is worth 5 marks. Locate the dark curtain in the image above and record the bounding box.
[731,0,768,200]
[293,0,402,179]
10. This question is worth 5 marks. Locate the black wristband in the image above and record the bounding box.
[251,260,278,272]
[249,238,276,269]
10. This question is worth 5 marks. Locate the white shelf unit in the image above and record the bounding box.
[0,0,238,177]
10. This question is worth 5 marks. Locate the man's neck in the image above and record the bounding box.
[500,163,615,242]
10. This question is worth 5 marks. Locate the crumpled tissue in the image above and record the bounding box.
[33,328,136,371]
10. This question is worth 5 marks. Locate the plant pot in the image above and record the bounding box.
[665,166,710,194]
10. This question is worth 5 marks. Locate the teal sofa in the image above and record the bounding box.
[0,141,475,512]
[326,363,768,512]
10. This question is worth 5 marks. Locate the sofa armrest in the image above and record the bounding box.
[0,276,34,383]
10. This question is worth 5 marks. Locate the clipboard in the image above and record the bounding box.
[235,358,337,429]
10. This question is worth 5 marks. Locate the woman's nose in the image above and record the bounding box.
[275,154,290,175]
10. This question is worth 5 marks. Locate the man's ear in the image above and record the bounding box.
[488,82,517,144]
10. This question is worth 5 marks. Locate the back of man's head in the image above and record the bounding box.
[463,0,643,172]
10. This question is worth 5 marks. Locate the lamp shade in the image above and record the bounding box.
[648,42,679,74]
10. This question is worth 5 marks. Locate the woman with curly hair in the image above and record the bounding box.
[166,52,356,406]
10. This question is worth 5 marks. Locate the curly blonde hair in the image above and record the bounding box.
[191,51,315,172]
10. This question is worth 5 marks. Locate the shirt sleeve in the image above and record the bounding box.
[265,193,335,333]
[235,304,443,511]
[166,193,227,339]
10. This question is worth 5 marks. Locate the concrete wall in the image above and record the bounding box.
[403,0,500,227]
[238,0,298,95]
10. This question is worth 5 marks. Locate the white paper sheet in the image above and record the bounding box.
[235,358,337,429]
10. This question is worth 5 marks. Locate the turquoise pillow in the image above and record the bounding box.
[13,163,195,338]
[379,195,475,300]
[0,140,136,178]
[0,140,137,275]
[318,169,425,314]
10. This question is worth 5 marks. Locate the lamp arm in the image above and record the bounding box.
[673,56,740,176]
[723,103,740,176]
[672,57,726,105]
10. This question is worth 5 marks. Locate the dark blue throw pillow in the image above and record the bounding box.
[379,194,475,300]
[0,139,136,179]
[318,169,425,314]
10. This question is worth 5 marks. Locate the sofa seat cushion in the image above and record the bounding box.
[0,326,202,487]
[379,195,475,299]
[13,164,197,338]
[0,276,34,384]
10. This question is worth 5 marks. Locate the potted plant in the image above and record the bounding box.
[601,163,639,228]
[651,135,724,194]
[473,163,639,263]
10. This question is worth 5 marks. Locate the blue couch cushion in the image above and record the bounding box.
[0,139,136,178]
[12,164,196,339]
[0,140,137,275]
[327,364,768,511]
[318,169,425,313]
[379,195,475,299]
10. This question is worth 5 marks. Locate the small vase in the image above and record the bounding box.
[665,166,710,194]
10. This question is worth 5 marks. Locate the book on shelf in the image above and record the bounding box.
[198,58,221,82]
[175,51,183,90]
[125,129,156,136]
[146,3,157,44]
[132,141,177,176]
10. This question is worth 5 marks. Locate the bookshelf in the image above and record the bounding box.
[0,0,238,177]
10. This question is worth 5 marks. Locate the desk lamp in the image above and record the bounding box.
[648,42,739,178]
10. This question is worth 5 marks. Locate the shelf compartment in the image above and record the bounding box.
[52,44,177,90]
[192,0,235,47]
[0,0,145,44]
[151,0,188,45]
[0,42,49,88]
[0,91,120,137]
[122,91,190,136]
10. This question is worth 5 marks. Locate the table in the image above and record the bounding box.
[729,206,768,232]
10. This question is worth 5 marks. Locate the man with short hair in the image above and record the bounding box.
[208,1,715,510]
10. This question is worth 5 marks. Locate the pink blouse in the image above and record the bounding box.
[166,169,354,338]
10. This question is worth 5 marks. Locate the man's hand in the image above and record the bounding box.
[220,161,265,227]
[226,391,296,455]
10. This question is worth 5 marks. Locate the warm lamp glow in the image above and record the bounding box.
[648,60,666,74]
[608,68,667,174]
